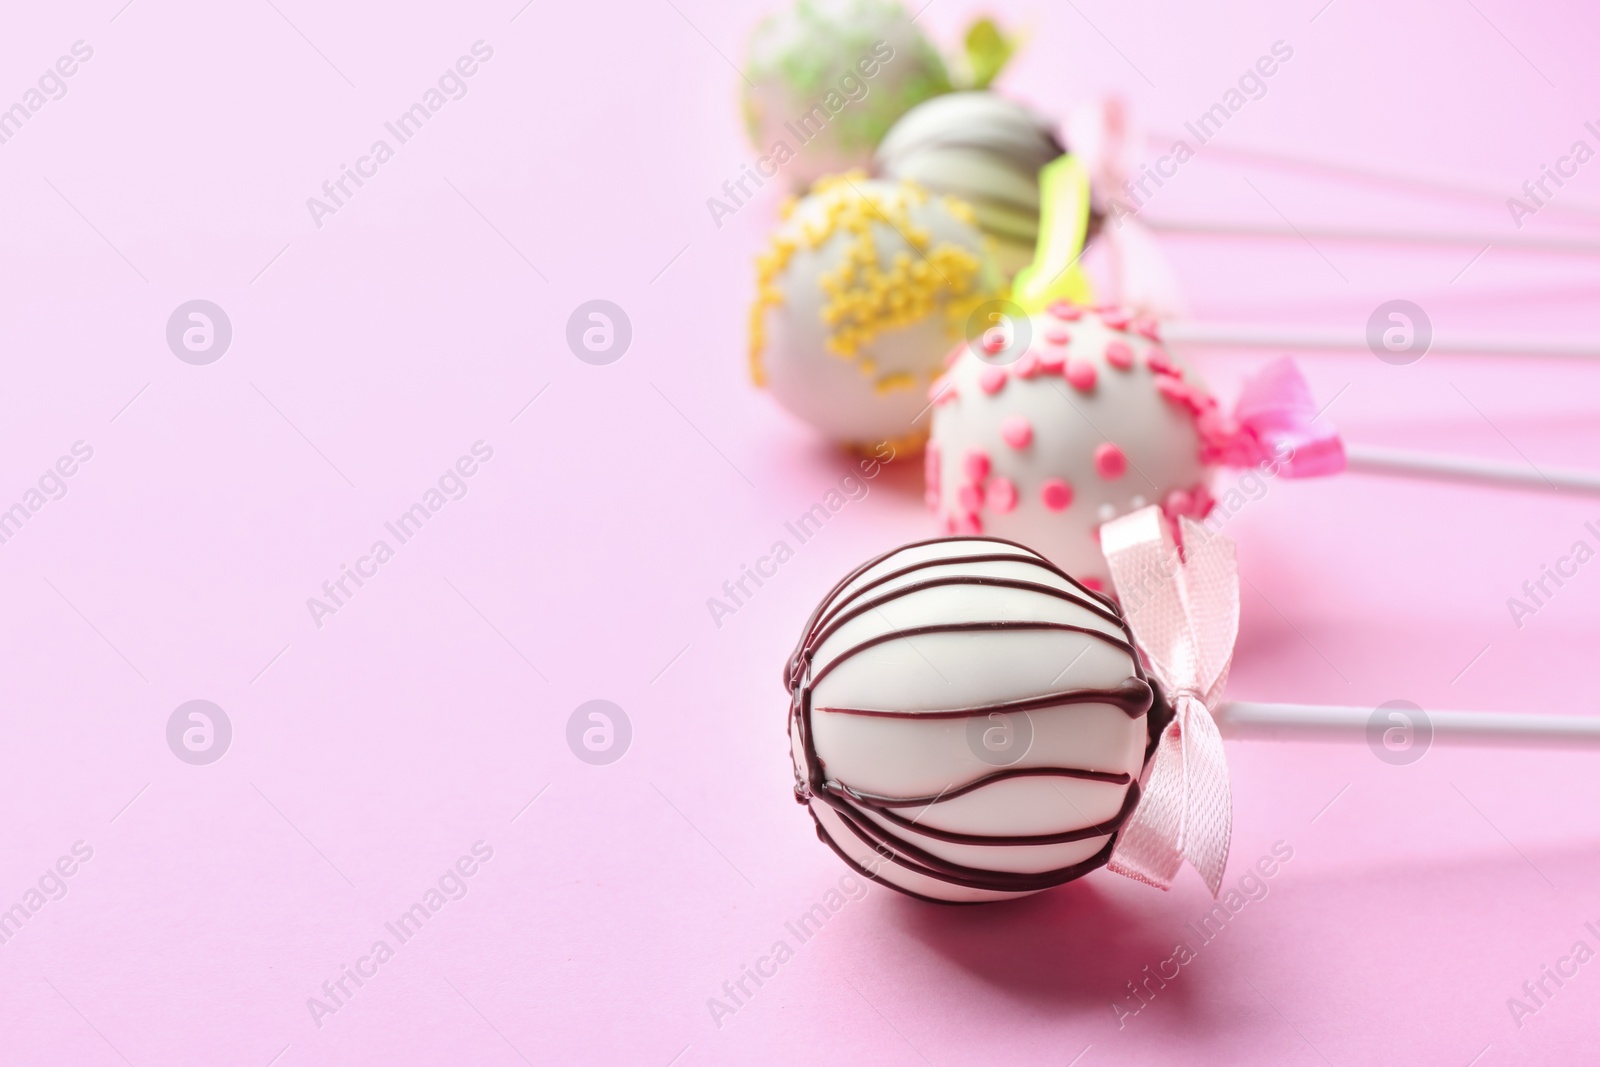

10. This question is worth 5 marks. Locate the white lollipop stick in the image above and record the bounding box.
[1344,445,1600,497]
[1144,130,1600,226]
[1142,216,1600,256]
[1216,702,1600,748]
[1162,320,1600,361]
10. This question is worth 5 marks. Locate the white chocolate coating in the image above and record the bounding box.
[787,537,1158,903]
[926,306,1214,587]
[751,176,999,447]
[875,92,1064,277]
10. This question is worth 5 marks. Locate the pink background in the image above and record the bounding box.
[1,0,1598,1063]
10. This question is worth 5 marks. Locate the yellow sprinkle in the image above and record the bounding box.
[874,372,916,395]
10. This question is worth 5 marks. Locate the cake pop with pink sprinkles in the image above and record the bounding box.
[925,157,1345,587]
[926,304,1228,587]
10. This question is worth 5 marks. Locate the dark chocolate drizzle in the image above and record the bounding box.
[815,676,1152,720]
[838,765,1134,808]
[786,535,1163,902]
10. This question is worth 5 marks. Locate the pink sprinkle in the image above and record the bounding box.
[944,346,964,368]
[936,384,960,405]
[927,375,949,402]
[1040,478,1074,511]
[1065,360,1097,391]
[963,448,991,481]
[1146,347,1176,375]
[999,414,1033,449]
[957,484,983,512]
[943,514,958,533]
[1133,317,1161,341]
[981,328,1008,354]
[1104,341,1134,370]
[1048,301,1084,321]
[1045,327,1071,345]
[1080,576,1104,592]
[1094,443,1127,480]
[979,366,1008,394]
[1165,483,1216,521]
[960,511,984,534]
[1155,375,1197,406]
[986,477,1018,513]
[1038,349,1066,374]
[1014,351,1041,378]
[1099,308,1131,330]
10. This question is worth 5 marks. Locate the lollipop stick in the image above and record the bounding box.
[1162,320,1600,362]
[1216,702,1600,747]
[1143,216,1600,256]
[1344,445,1600,497]
[1144,130,1600,226]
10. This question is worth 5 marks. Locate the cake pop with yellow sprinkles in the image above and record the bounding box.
[750,172,1000,450]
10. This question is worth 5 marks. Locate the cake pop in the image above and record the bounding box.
[788,513,1600,904]
[926,304,1220,587]
[750,173,1000,449]
[875,91,1074,276]
[743,0,952,192]
[919,153,1358,584]
[785,534,1169,903]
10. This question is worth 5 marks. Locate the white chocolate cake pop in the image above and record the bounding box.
[751,174,1000,449]
[786,536,1168,903]
[875,91,1067,276]
[926,304,1226,588]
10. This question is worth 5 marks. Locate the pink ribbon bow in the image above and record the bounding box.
[1101,506,1239,896]
[1206,357,1348,478]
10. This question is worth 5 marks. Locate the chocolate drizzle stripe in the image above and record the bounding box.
[805,811,992,907]
[806,550,1120,652]
[808,551,1121,644]
[818,786,1135,894]
[808,619,1138,692]
[785,535,1115,687]
[845,778,1142,846]
[836,764,1134,807]
[786,536,1156,900]
[814,676,1153,721]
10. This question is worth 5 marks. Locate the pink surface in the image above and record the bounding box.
[2,1,1599,1064]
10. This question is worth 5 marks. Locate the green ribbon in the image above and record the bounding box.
[1011,154,1096,314]
[961,17,1016,91]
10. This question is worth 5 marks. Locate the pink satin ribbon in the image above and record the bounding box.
[1216,357,1348,478]
[1102,506,1239,896]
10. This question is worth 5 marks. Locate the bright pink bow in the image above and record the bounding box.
[1102,506,1238,896]
[1202,357,1347,478]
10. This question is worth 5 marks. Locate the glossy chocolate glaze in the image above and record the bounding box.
[787,535,1170,902]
